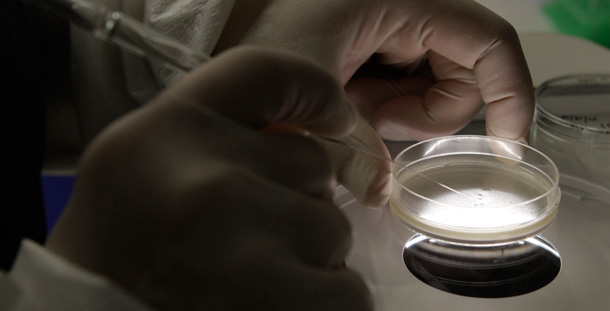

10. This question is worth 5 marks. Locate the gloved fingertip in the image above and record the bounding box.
[304,95,359,139]
[485,128,531,166]
[356,168,392,208]
[359,191,391,209]
[486,124,530,144]
[370,120,416,142]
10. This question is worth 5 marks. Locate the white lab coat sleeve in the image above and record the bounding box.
[144,0,236,86]
[0,240,153,311]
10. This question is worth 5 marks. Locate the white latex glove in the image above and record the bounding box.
[215,0,535,205]
[46,47,372,311]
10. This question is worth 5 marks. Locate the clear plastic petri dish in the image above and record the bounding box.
[531,73,610,188]
[390,135,560,245]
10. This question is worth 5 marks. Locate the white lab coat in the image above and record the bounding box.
[0,240,152,311]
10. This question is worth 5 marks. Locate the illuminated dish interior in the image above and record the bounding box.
[390,135,560,245]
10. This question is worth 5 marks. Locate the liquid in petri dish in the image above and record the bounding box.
[393,154,555,231]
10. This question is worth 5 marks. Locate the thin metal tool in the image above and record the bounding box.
[31,0,474,200]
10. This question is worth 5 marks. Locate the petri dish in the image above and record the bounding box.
[390,135,560,245]
[531,73,610,188]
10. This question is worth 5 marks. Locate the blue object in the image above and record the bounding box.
[41,174,75,234]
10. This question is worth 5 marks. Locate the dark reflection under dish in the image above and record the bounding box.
[403,234,561,298]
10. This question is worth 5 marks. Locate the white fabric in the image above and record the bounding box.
[70,0,235,143]
[144,0,236,85]
[0,240,153,311]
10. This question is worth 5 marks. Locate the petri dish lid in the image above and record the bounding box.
[535,73,610,144]
[390,135,560,245]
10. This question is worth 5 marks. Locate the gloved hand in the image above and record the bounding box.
[46,47,373,311]
[216,0,535,206]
